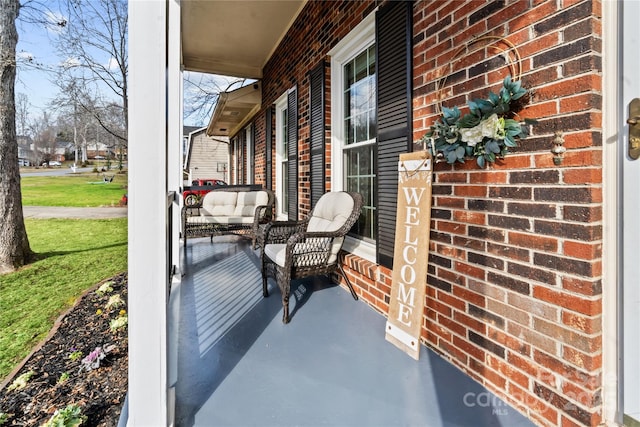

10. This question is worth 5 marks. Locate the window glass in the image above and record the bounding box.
[343,43,376,241]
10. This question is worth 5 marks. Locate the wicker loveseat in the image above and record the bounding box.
[182,187,274,251]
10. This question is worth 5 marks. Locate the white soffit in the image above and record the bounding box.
[181,0,306,78]
[206,82,262,137]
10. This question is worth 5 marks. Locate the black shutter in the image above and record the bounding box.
[309,62,326,208]
[250,125,256,184]
[376,1,413,269]
[265,107,273,189]
[287,87,298,220]
[238,131,245,184]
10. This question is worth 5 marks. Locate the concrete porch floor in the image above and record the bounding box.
[170,236,536,427]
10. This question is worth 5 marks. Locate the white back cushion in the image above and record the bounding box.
[201,191,237,216]
[307,192,354,233]
[307,192,354,263]
[233,191,270,216]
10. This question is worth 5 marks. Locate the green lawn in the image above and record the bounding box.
[0,218,127,380]
[20,173,128,207]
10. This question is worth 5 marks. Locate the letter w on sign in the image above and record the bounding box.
[385,151,433,360]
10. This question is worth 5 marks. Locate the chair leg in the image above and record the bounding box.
[261,256,269,297]
[338,262,359,300]
[282,294,290,324]
[262,275,269,297]
[279,269,291,323]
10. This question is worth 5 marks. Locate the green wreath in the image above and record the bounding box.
[422,76,535,168]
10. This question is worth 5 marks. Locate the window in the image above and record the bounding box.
[275,93,289,218]
[330,12,376,261]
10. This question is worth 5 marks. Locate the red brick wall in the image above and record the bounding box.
[250,1,603,426]
[412,1,603,426]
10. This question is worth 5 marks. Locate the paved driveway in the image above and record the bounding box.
[23,206,127,219]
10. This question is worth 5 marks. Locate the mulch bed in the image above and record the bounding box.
[0,273,128,426]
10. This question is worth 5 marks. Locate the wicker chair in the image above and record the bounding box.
[260,191,363,323]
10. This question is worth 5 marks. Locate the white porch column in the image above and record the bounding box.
[128,0,169,425]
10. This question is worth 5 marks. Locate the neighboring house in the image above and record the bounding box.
[128,1,636,426]
[17,135,34,166]
[182,127,229,183]
[86,141,112,159]
[182,125,200,160]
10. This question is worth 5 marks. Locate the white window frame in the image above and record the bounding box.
[329,11,377,263]
[274,92,289,219]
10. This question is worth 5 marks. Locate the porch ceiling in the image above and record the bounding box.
[181,0,307,78]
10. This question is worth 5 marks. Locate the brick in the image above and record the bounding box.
[534,382,596,426]
[533,317,601,353]
[488,270,531,294]
[469,330,505,358]
[508,322,558,355]
[437,312,466,337]
[561,311,601,335]
[452,284,485,307]
[534,74,602,102]
[452,334,485,361]
[455,310,487,335]
[533,1,593,34]
[510,169,560,185]
[534,220,601,241]
[488,299,531,326]
[562,277,602,297]
[563,240,601,260]
[533,285,601,316]
[533,37,600,68]
[534,252,599,276]
[468,251,504,270]
[452,209,486,225]
[487,326,531,356]
[487,353,530,389]
[453,235,486,251]
[563,205,602,223]
[468,225,506,242]
[509,1,558,33]
[487,242,530,262]
[508,293,559,321]
[508,202,557,218]
[468,279,506,302]
[467,198,504,212]
[488,214,532,232]
[437,289,466,311]
[454,185,487,198]
[508,231,558,252]
[559,93,602,115]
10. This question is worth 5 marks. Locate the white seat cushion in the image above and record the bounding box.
[187,215,255,225]
[264,240,332,268]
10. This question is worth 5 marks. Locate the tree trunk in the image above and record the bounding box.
[0,0,33,273]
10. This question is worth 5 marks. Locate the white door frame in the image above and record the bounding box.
[602,0,621,423]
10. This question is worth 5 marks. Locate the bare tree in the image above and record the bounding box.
[0,0,33,273]
[53,0,127,143]
[16,92,30,136]
[183,72,246,126]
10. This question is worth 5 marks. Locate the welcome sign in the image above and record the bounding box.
[385,151,433,360]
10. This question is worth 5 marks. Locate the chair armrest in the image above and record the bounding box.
[263,221,304,245]
[283,231,340,267]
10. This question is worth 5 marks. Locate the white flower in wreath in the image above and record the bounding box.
[481,113,507,140]
[459,125,484,146]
